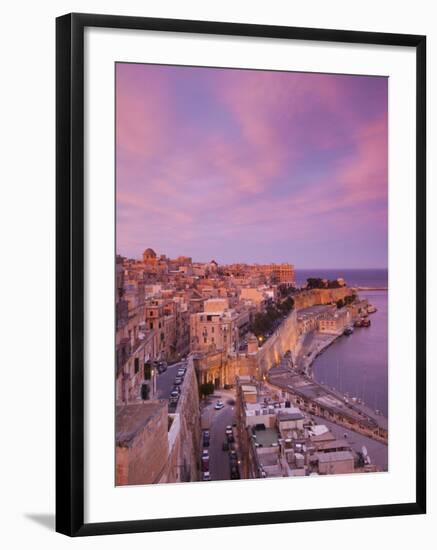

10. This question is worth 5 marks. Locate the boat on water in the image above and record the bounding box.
[343,326,354,336]
[367,305,377,314]
[361,318,371,327]
[354,319,362,328]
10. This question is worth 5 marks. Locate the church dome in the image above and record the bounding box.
[143,248,157,258]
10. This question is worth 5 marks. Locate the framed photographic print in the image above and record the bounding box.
[56,13,426,536]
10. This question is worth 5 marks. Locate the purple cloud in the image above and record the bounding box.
[116,63,388,268]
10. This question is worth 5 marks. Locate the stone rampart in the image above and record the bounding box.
[194,288,355,386]
[294,287,354,310]
[174,359,201,481]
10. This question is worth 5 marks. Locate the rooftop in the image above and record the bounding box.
[278,410,305,422]
[116,401,166,447]
[241,384,258,394]
[314,439,352,452]
[253,426,279,447]
[297,305,333,318]
[317,450,354,463]
[309,425,330,437]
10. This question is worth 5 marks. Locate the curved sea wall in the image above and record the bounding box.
[256,288,354,375]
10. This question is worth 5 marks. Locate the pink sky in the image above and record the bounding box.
[116,63,388,268]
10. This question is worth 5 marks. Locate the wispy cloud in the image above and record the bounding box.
[116,64,388,267]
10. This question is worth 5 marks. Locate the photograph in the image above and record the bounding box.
[0,0,430,545]
[115,62,388,486]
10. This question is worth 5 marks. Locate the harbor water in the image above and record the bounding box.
[301,269,388,418]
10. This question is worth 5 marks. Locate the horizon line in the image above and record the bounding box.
[116,252,387,271]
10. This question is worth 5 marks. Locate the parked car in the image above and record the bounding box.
[174,377,183,385]
[229,450,238,464]
[215,401,224,410]
[230,465,240,480]
[202,431,210,447]
[170,390,179,398]
[222,440,229,451]
[201,450,210,471]
[225,425,233,436]
[202,471,211,481]
[177,367,186,376]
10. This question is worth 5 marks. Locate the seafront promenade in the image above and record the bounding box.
[267,359,388,443]
[265,295,388,444]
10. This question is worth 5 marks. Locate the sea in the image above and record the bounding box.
[294,268,388,289]
[296,269,388,418]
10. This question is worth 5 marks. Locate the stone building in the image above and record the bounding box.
[116,359,201,486]
[116,271,157,405]
[190,306,241,355]
[318,308,350,335]
[116,401,169,485]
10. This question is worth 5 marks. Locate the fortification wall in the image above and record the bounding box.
[294,287,354,309]
[157,359,201,483]
[174,359,201,482]
[194,288,355,386]
[256,309,300,375]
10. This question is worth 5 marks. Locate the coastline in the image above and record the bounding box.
[297,332,341,376]
[295,303,388,420]
[295,300,388,422]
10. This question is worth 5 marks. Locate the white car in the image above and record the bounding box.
[214,401,224,410]
[202,471,211,481]
[225,425,233,435]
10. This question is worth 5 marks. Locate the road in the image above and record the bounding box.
[200,390,237,482]
[156,361,186,400]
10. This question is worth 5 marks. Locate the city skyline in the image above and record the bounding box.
[116,63,388,269]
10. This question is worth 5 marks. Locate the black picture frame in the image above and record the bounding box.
[56,12,426,537]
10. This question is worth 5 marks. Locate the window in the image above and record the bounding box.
[144,362,151,380]
[150,321,154,329]
[204,337,207,344]
[134,357,139,374]
[211,326,214,333]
